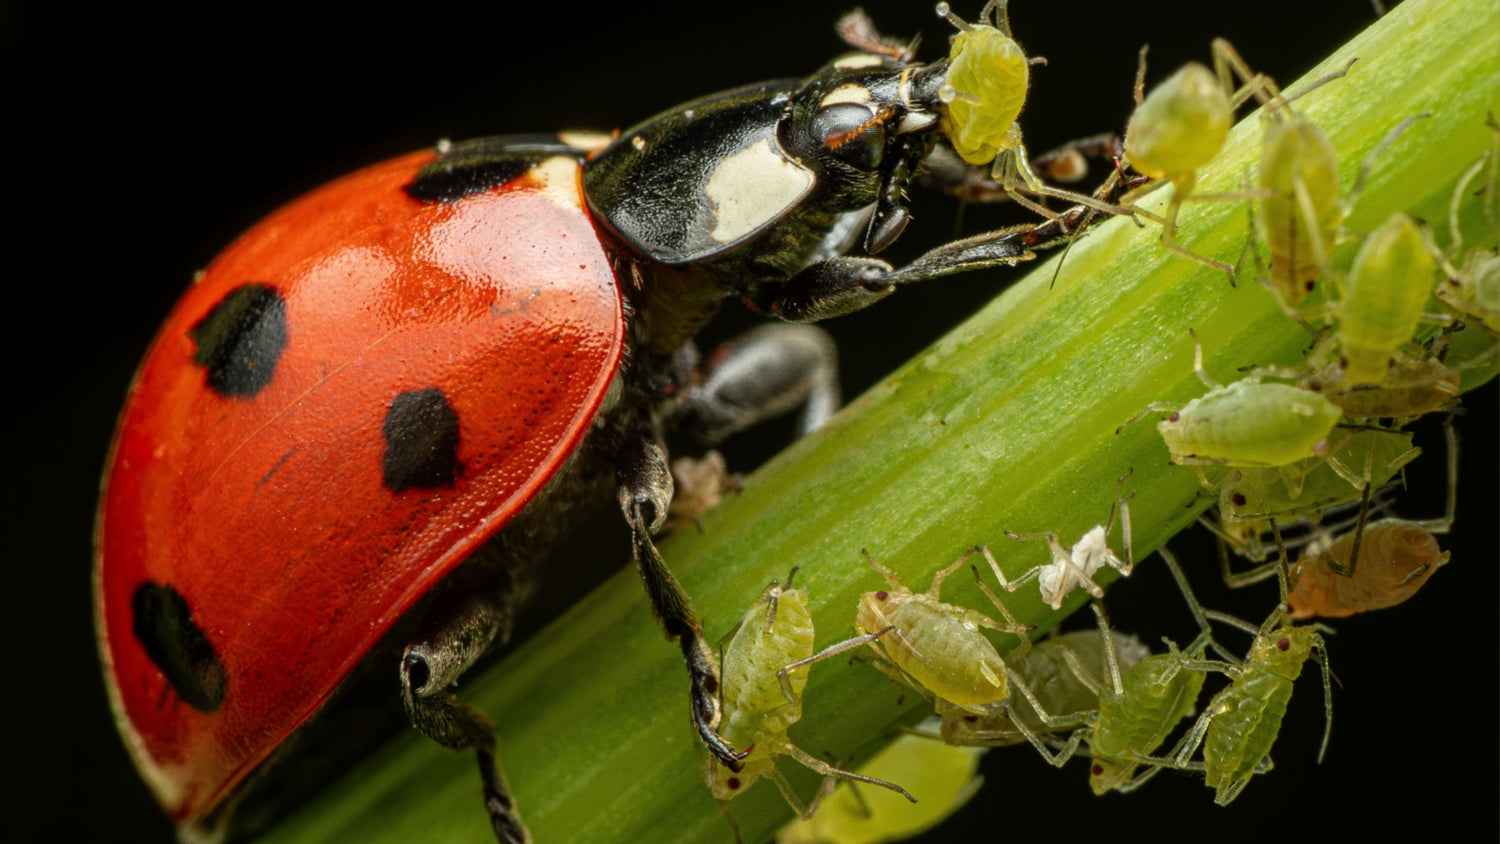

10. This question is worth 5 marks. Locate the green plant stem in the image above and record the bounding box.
[264,1,1497,841]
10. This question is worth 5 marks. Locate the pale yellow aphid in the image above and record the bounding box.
[707,575,913,819]
[935,1,1124,221]
[777,725,984,844]
[1121,40,1284,278]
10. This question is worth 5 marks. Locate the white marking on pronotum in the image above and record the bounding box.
[704,139,814,244]
[820,83,873,108]
[833,52,884,70]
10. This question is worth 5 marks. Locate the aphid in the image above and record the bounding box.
[1300,344,1460,420]
[781,549,1089,767]
[1121,40,1286,277]
[1082,550,1226,794]
[934,629,1151,747]
[1211,426,1422,560]
[934,2,1123,220]
[777,724,984,844]
[663,451,742,534]
[1325,212,1446,386]
[995,472,1135,609]
[708,575,914,817]
[781,549,1031,714]
[1165,562,1334,806]
[1234,418,1456,617]
[1118,331,1342,476]
[1436,129,1500,331]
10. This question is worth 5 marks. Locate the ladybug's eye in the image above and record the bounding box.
[812,103,886,170]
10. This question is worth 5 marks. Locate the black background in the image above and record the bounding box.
[4,0,1494,841]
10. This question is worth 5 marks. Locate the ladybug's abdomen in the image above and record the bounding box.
[95,152,624,829]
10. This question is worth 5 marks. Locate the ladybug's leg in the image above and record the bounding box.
[681,323,840,443]
[921,133,1124,203]
[617,431,746,771]
[752,181,1122,323]
[401,578,530,844]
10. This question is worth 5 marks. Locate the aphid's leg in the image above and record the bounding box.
[1152,174,1238,281]
[973,544,1042,595]
[782,742,917,806]
[777,626,894,695]
[679,324,841,443]
[966,564,1035,654]
[400,575,529,844]
[1326,483,1374,577]
[1411,414,1460,535]
[762,764,813,819]
[1209,38,1286,112]
[1309,630,1335,763]
[617,432,745,770]
[1106,471,1136,576]
[1158,548,1238,664]
[1336,114,1430,222]
[1004,143,1131,221]
[1004,674,1093,766]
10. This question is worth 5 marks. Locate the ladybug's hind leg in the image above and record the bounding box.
[617,431,747,772]
[401,577,530,844]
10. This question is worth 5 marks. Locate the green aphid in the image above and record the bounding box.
[707,575,912,817]
[1335,212,1441,386]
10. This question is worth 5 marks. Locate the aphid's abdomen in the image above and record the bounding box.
[941,26,1028,165]
[1289,521,1448,618]
[1340,214,1438,385]
[1159,382,1341,466]
[1257,117,1340,302]
[884,596,1008,710]
[1125,63,1231,180]
[720,587,815,746]
[1203,670,1293,801]
[1089,654,1205,793]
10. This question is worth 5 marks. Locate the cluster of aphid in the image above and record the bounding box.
[693,4,1496,839]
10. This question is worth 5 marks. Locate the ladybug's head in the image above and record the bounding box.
[583,39,951,271]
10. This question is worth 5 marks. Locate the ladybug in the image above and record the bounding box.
[94,10,1102,843]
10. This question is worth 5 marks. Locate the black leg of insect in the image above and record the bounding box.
[991,470,1135,610]
[707,572,914,833]
[1116,329,1343,490]
[1154,544,1335,806]
[931,1,1129,223]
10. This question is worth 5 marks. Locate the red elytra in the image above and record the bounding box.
[94,152,623,827]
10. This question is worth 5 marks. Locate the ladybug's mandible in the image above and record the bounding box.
[96,10,1100,842]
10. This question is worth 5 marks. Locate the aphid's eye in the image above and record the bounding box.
[726,776,742,791]
[875,590,890,601]
[1277,637,1291,651]
[1231,493,1247,506]
[813,103,886,170]
[1168,412,1181,423]
[1091,763,1105,776]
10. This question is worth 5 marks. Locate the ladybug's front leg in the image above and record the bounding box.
[616,431,746,771]
[401,576,530,844]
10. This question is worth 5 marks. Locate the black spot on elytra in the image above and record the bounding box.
[382,388,461,491]
[131,582,227,713]
[405,135,586,202]
[188,283,287,397]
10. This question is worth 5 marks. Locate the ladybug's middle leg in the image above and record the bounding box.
[401,575,530,844]
[679,323,841,444]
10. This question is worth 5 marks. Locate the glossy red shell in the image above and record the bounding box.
[94,151,624,827]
